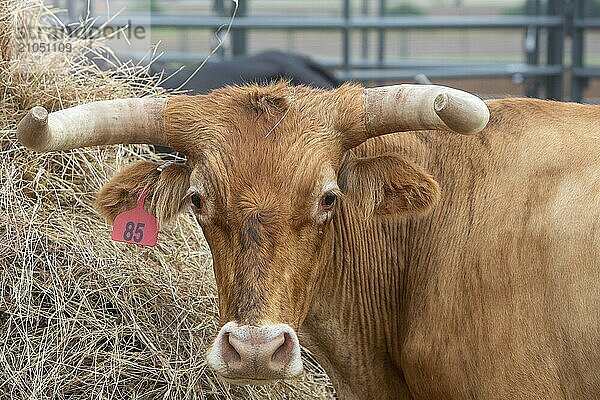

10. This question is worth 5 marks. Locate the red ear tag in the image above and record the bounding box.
[111,190,158,246]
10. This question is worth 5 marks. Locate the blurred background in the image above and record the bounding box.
[54,0,600,102]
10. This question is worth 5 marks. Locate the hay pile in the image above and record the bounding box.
[0,1,332,398]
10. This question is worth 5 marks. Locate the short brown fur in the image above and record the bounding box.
[96,83,600,399]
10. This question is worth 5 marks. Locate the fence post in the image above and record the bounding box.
[361,0,369,60]
[232,0,248,56]
[525,0,541,97]
[343,0,351,74]
[571,0,586,102]
[67,0,75,19]
[545,0,565,100]
[213,0,226,59]
[378,0,386,69]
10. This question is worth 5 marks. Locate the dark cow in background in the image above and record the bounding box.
[151,50,339,93]
[17,82,600,399]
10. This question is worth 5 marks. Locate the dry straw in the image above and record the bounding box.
[0,1,333,398]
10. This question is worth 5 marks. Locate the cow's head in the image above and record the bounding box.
[17,82,489,384]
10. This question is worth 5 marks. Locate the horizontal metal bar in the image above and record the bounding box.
[155,53,543,73]
[139,51,563,82]
[581,98,600,104]
[572,67,600,77]
[342,16,563,29]
[573,18,600,29]
[94,15,564,30]
[335,64,563,81]
[323,60,533,70]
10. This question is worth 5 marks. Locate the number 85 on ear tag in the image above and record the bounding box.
[111,191,158,246]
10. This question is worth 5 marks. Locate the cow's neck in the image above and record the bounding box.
[301,207,415,400]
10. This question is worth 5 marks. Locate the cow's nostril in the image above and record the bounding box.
[271,332,294,366]
[221,333,241,364]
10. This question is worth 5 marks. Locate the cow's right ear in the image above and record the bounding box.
[95,161,191,224]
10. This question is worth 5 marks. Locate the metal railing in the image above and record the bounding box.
[58,0,600,102]
[572,0,600,102]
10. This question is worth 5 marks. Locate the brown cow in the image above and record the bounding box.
[17,82,600,399]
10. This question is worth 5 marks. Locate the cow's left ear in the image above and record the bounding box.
[338,153,440,217]
[95,161,191,224]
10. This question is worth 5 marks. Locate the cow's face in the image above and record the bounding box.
[95,83,441,384]
[185,133,341,385]
[173,86,346,333]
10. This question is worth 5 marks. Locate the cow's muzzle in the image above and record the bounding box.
[206,322,303,384]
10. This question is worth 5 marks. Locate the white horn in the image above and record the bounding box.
[363,84,490,139]
[17,98,169,152]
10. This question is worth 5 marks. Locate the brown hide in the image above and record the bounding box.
[303,99,600,399]
[96,84,600,399]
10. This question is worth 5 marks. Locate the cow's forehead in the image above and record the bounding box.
[205,92,331,144]
[188,93,341,193]
[164,81,359,159]
[189,135,337,211]
[165,82,349,207]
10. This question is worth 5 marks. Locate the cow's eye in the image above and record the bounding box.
[191,193,204,210]
[320,192,337,211]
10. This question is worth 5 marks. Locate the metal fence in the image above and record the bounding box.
[572,0,600,101]
[59,0,600,102]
